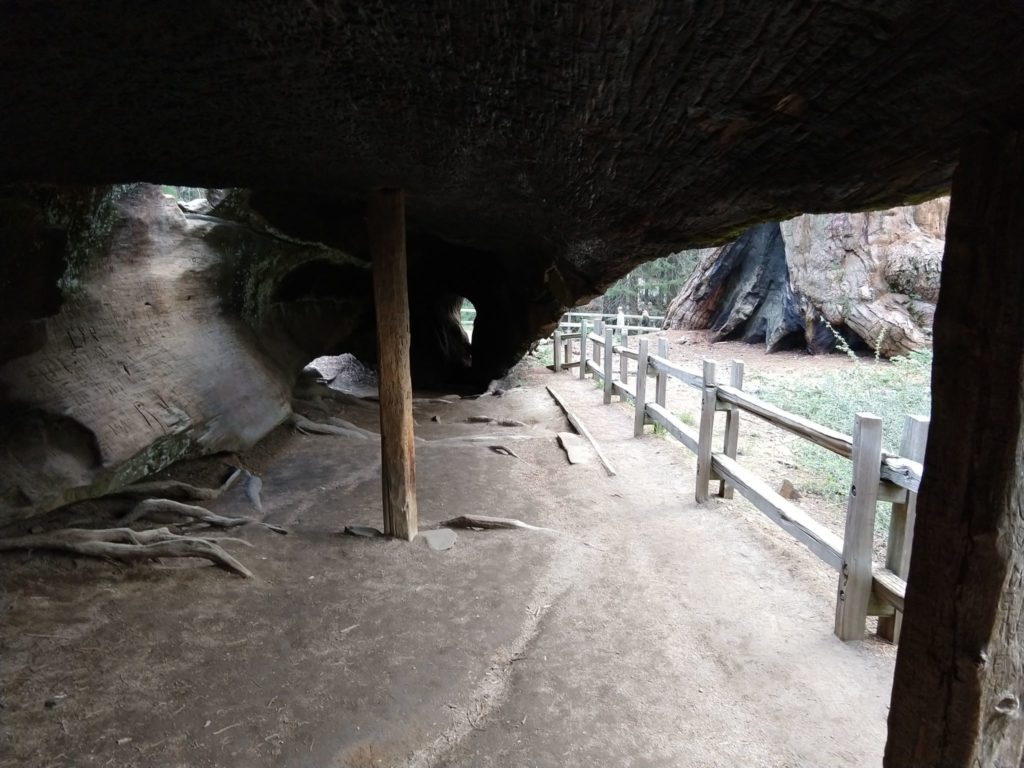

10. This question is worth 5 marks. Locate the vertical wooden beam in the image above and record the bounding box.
[719,360,744,499]
[695,359,717,503]
[835,412,883,640]
[886,131,1024,768]
[578,319,588,380]
[877,415,929,642]
[602,327,614,404]
[619,335,628,388]
[552,329,563,372]
[368,189,417,541]
[655,337,669,407]
[633,338,649,437]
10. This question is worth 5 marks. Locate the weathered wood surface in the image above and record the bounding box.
[0,186,293,518]
[611,380,636,401]
[716,384,855,458]
[872,567,906,613]
[645,403,699,453]
[835,413,883,641]
[655,338,669,406]
[546,386,616,477]
[556,432,590,465]
[577,319,588,380]
[695,360,718,503]
[648,354,702,389]
[712,453,843,570]
[886,132,1024,768]
[602,327,614,405]
[878,415,929,642]
[720,360,744,499]
[633,339,649,437]
[878,457,923,493]
[369,189,417,541]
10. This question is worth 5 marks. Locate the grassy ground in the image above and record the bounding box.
[746,348,932,533]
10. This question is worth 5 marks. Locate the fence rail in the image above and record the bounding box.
[552,330,929,644]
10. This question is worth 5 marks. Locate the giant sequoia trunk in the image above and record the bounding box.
[664,200,948,356]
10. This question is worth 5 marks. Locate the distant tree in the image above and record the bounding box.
[587,250,702,316]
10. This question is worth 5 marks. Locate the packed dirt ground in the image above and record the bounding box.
[1,349,897,767]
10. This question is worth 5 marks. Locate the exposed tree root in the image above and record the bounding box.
[440,515,554,532]
[290,412,379,440]
[120,499,287,534]
[0,527,253,577]
[113,468,242,501]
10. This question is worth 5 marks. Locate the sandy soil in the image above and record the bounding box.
[0,358,895,767]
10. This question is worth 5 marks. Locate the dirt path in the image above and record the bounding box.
[0,364,895,767]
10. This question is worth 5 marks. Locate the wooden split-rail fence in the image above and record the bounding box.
[551,320,928,644]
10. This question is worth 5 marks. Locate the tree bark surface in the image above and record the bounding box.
[885,132,1024,767]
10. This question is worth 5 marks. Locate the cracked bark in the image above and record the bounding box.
[885,130,1024,767]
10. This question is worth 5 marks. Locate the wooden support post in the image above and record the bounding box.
[877,415,929,642]
[578,319,588,380]
[655,337,668,407]
[887,131,1024,768]
[619,335,628,389]
[695,359,717,503]
[835,412,883,640]
[602,327,614,404]
[563,332,572,369]
[719,360,744,499]
[593,320,602,366]
[634,338,649,437]
[552,330,563,372]
[369,189,417,541]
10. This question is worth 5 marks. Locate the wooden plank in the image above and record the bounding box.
[695,360,717,503]
[712,452,843,570]
[368,188,417,541]
[633,338,649,437]
[602,327,614,405]
[655,337,669,406]
[717,384,855,459]
[876,481,909,504]
[872,567,906,613]
[879,456,923,493]
[614,346,639,361]
[720,360,744,499]
[578,319,588,380]
[835,413,883,641]
[878,415,929,642]
[612,380,636,400]
[556,431,590,465]
[546,386,617,476]
[646,402,698,453]
[552,330,563,372]
[648,354,702,389]
[586,359,602,378]
[618,337,628,388]
[560,360,581,369]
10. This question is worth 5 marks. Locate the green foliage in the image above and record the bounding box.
[591,250,701,315]
[748,349,932,530]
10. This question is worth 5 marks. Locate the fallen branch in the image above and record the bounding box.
[545,386,617,476]
[440,514,554,532]
[120,499,287,534]
[0,527,253,577]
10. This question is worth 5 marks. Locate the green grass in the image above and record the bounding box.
[677,411,697,427]
[747,349,932,530]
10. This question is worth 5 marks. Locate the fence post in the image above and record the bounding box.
[603,327,614,404]
[552,330,563,372]
[719,360,744,499]
[619,334,629,391]
[593,320,603,365]
[578,319,588,380]
[835,412,884,641]
[877,415,930,643]
[633,338,649,437]
[656,337,668,407]
[695,359,718,503]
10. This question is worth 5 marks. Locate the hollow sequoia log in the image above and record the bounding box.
[885,132,1024,766]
